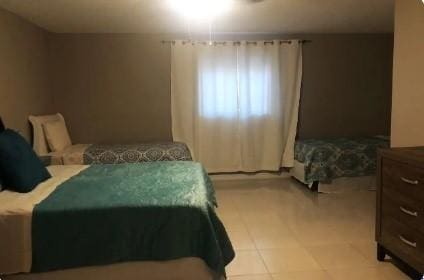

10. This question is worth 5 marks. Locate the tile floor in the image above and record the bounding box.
[213,177,414,280]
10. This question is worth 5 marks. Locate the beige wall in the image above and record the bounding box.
[391,0,424,147]
[48,34,172,144]
[298,34,393,139]
[48,33,393,144]
[0,8,51,141]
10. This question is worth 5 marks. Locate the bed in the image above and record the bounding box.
[0,162,234,280]
[29,114,192,165]
[290,136,390,190]
[45,142,192,165]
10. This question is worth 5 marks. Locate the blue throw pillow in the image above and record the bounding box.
[0,129,51,193]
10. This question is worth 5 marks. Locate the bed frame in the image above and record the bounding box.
[3,258,221,280]
[290,159,319,192]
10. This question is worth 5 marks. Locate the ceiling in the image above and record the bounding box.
[0,0,394,34]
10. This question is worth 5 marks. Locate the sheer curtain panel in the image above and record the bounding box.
[171,40,302,172]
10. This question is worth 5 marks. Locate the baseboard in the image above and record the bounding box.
[210,171,291,181]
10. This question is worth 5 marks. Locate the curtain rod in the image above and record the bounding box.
[161,39,311,45]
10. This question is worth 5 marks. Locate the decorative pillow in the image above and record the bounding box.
[42,120,72,152]
[0,117,5,133]
[0,129,51,193]
[28,113,66,155]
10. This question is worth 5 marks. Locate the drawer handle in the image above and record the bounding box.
[400,206,418,217]
[399,235,417,248]
[401,177,419,185]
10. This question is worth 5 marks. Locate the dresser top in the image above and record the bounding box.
[379,146,424,167]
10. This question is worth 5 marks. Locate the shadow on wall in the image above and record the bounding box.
[297,34,393,140]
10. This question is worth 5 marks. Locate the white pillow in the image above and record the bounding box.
[42,120,72,152]
[29,113,67,155]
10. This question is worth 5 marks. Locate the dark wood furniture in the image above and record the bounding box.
[376,147,424,279]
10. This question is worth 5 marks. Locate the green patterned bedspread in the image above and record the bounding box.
[295,137,389,184]
[32,162,234,277]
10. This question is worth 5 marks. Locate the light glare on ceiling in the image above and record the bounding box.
[168,0,233,20]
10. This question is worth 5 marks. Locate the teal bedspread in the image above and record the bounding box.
[32,162,234,277]
[295,137,389,184]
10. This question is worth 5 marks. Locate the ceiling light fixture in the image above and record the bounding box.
[168,0,233,20]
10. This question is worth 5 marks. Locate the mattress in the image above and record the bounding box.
[45,142,192,165]
[0,163,233,278]
[293,136,389,184]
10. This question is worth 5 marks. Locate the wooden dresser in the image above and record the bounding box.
[376,147,424,278]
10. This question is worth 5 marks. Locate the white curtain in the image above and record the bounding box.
[171,40,302,172]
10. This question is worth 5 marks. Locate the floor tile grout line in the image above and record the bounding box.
[347,240,380,265]
[256,248,272,274]
[228,273,272,279]
[215,179,411,280]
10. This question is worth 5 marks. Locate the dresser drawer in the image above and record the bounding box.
[382,191,424,234]
[382,158,424,201]
[381,217,424,272]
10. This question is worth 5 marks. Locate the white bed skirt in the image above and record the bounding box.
[290,160,312,187]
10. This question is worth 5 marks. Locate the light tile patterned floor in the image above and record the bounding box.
[213,177,413,280]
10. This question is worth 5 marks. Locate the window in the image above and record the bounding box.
[197,48,273,119]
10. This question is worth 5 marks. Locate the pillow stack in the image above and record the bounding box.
[0,129,51,193]
[42,119,72,152]
[28,113,72,156]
